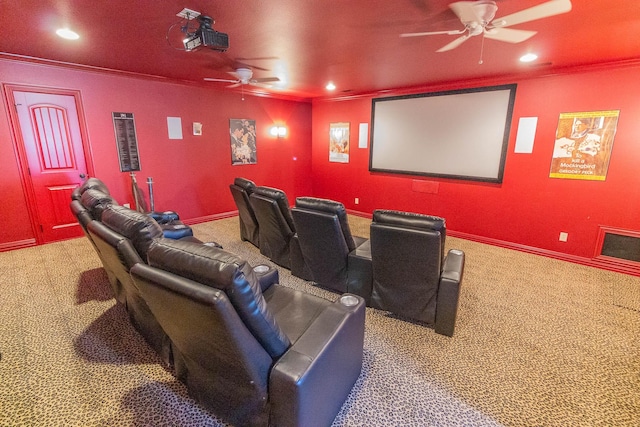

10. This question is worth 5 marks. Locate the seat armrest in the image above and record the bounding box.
[116,239,145,270]
[347,240,373,305]
[352,235,368,248]
[290,234,313,281]
[435,249,465,337]
[181,236,204,244]
[269,294,365,427]
[253,264,279,292]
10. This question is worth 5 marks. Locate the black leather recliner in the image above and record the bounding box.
[368,209,465,337]
[70,193,119,291]
[130,238,366,427]
[80,187,119,222]
[292,197,370,293]
[249,186,298,269]
[74,177,194,240]
[229,177,260,247]
[71,176,111,201]
[86,204,174,365]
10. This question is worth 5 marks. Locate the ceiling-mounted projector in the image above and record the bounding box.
[183,15,229,52]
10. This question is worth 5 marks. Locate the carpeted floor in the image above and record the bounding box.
[1,215,638,426]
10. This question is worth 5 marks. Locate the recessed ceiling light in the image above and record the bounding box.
[325,82,336,91]
[520,53,538,63]
[56,28,80,40]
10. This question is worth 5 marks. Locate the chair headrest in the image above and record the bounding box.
[253,186,288,202]
[80,177,110,195]
[148,238,247,289]
[147,238,290,358]
[295,197,356,250]
[373,209,445,232]
[252,186,294,230]
[101,204,163,261]
[80,188,117,221]
[233,177,256,193]
[295,197,346,216]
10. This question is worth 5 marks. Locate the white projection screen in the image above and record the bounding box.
[370,84,516,183]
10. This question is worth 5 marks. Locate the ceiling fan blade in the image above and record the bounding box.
[235,56,280,61]
[449,1,480,24]
[234,62,270,72]
[484,27,537,43]
[234,56,278,71]
[253,77,280,83]
[204,78,238,83]
[436,34,471,52]
[400,29,465,37]
[495,0,572,28]
[249,82,274,89]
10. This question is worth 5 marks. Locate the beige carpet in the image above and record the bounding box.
[1,216,638,426]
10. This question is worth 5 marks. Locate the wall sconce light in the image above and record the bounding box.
[270,125,287,138]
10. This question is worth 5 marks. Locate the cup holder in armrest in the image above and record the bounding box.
[253,264,279,292]
[253,265,270,274]
[340,295,359,307]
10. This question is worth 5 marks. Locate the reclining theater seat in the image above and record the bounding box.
[71,189,120,291]
[77,176,194,240]
[80,187,119,222]
[71,176,111,201]
[130,238,366,427]
[292,197,370,293]
[369,209,465,337]
[86,204,173,366]
[249,186,298,268]
[229,177,260,247]
[72,184,116,251]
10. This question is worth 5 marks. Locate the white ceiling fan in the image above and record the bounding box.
[204,67,280,88]
[400,0,572,53]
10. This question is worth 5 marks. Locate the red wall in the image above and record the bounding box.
[311,64,640,264]
[3,57,640,272]
[0,58,312,248]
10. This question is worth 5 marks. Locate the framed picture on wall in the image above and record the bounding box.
[550,110,619,180]
[112,112,141,172]
[230,119,257,165]
[329,122,350,163]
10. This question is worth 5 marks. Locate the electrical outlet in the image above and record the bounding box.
[559,232,568,242]
[355,197,359,205]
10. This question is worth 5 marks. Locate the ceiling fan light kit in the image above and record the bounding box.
[400,0,572,56]
[235,68,253,83]
[204,67,280,91]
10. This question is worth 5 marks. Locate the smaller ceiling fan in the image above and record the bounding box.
[400,0,572,53]
[204,67,280,88]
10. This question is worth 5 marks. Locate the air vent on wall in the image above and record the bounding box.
[595,226,640,267]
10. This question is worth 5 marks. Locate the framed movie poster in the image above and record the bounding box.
[230,119,257,165]
[329,122,349,163]
[550,110,619,180]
